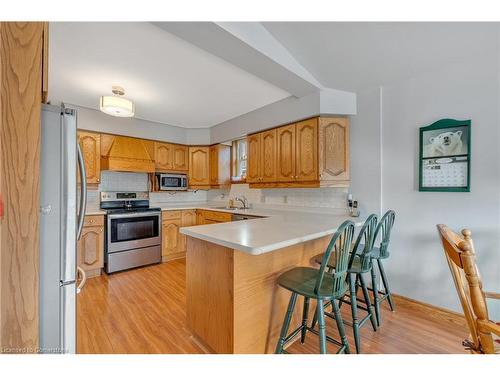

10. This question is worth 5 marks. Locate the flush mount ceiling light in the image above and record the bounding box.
[100,86,135,117]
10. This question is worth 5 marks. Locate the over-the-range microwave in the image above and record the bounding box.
[157,173,188,191]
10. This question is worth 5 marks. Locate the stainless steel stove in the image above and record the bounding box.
[101,191,161,273]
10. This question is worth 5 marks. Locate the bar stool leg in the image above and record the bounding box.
[359,273,377,331]
[378,259,395,311]
[349,273,361,353]
[275,293,298,354]
[301,297,310,343]
[331,298,350,354]
[317,298,327,354]
[371,267,380,326]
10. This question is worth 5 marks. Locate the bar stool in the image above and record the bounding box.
[311,214,379,353]
[369,210,396,326]
[274,220,355,354]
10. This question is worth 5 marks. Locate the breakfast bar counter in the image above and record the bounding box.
[180,208,361,354]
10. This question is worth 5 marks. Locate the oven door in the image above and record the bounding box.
[107,212,161,253]
[159,174,188,190]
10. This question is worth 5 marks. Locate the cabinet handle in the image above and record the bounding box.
[100,228,103,232]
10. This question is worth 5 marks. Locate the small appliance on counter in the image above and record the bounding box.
[156,172,188,191]
[347,194,360,217]
[101,191,162,273]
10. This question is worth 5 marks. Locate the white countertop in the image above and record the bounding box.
[174,204,363,255]
[84,201,362,255]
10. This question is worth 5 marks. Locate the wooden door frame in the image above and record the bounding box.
[0,22,45,352]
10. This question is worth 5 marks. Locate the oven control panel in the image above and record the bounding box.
[101,191,149,202]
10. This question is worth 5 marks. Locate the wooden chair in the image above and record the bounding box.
[437,224,500,354]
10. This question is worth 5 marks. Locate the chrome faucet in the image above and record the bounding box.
[235,195,249,209]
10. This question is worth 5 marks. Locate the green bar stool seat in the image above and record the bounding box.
[311,214,379,353]
[275,220,355,354]
[368,210,396,326]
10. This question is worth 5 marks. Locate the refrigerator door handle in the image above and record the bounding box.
[76,266,87,294]
[77,142,87,240]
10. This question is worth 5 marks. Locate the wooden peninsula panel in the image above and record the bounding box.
[185,235,332,353]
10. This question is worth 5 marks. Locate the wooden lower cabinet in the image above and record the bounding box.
[196,209,232,225]
[77,215,104,278]
[162,209,198,262]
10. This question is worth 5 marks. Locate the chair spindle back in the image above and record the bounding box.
[315,220,355,297]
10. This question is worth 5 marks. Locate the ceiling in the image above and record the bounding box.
[48,22,290,128]
[262,22,497,91]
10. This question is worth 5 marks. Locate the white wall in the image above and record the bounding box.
[349,86,382,216]
[350,50,500,317]
[72,104,211,144]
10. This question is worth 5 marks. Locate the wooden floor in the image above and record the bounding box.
[77,258,467,354]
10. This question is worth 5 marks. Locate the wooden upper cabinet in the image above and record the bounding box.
[155,142,188,172]
[101,134,155,173]
[295,118,318,182]
[155,142,173,171]
[78,131,101,184]
[247,134,261,183]
[261,129,277,182]
[319,117,350,185]
[246,116,349,188]
[276,124,296,182]
[209,145,218,185]
[189,146,210,188]
[172,144,189,171]
[210,144,231,187]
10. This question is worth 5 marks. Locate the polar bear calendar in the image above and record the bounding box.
[419,119,470,192]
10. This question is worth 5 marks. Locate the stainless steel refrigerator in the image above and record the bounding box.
[39,103,87,354]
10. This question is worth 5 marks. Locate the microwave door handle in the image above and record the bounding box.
[77,143,87,240]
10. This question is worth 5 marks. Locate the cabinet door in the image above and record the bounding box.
[296,118,318,182]
[77,225,104,272]
[155,142,173,171]
[247,133,261,183]
[260,129,277,182]
[180,209,197,253]
[162,218,181,256]
[318,117,350,183]
[189,147,210,187]
[276,124,296,182]
[78,131,101,184]
[172,144,189,171]
[181,210,197,227]
[209,145,219,185]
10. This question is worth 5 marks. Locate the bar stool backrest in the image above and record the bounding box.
[373,210,396,259]
[315,220,355,297]
[348,214,378,272]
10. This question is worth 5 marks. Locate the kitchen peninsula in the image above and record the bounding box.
[180,208,362,354]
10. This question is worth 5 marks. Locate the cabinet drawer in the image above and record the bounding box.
[162,210,182,220]
[198,209,232,223]
[83,215,104,227]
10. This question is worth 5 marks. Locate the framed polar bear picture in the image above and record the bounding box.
[419,118,471,192]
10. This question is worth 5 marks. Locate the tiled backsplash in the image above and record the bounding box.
[216,184,348,209]
[88,172,347,210]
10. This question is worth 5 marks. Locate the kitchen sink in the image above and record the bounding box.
[213,206,243,210]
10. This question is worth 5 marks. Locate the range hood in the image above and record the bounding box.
[100,134,155,173]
